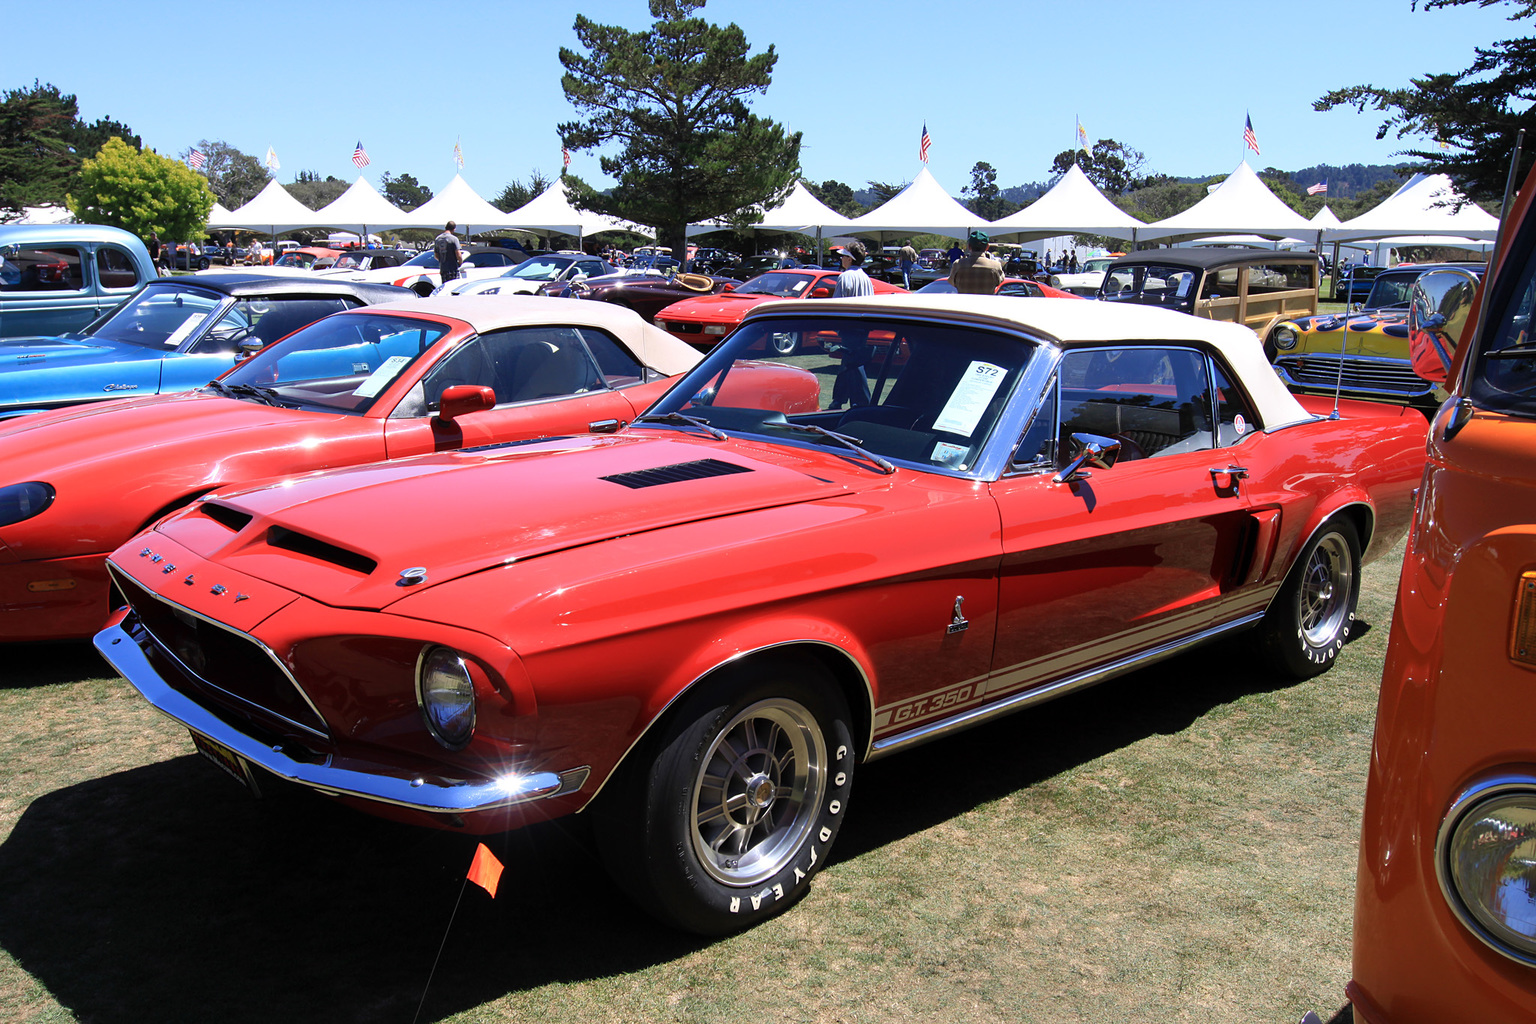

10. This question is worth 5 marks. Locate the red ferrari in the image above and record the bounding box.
[654,268,906,353]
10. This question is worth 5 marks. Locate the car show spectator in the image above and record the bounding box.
[146,231,161,270]
[832,241,874,298]
[898,239,917,290]
[945,241,965,266]
[948,230,1004,294]
[829,241,876,409]
[434,222,463,283]
[1068,252,1078,273]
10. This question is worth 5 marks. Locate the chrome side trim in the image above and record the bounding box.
[94,621,585,815]
[106,560,330,740]
[1433,774,1536,969]
[866,611,1265,760]
[578,638,876,811]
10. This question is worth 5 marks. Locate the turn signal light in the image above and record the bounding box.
[1512,572,1536,667]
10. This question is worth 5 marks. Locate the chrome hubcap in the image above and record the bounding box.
[691,698,825,886]
[1299,533,1354,647]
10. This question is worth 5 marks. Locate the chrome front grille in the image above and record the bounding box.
[1275,355,1435,397]
[113,568,329,737]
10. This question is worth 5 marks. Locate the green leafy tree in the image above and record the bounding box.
[1315,0,1536,205]
[865,180,905,206]
[67,137,214,241]
[1050,139,1147,195]
[380,171,434,211]
[286,170,348,211]
[558,0,801,264]
[491,169,554,213]
[0,81,142,213]
[962,161,1019,221]
[1115,177,1209,224]
[186,139,266,208]
[803,179,863,217]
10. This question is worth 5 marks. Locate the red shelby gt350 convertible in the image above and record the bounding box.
[97,294,1427,934]
[0,296,816,641]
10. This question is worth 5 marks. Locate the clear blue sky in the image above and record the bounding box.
[13,0,1524,198]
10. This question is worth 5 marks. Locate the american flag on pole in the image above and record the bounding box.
[1307,181,1328,195]
[919,123,931,164]
[188,148,206,171]
[1243,114,1261,156]
[352,141,370,169]
[562,147,570,169]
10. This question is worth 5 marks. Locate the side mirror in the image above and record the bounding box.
[236,340,264,359]
[721,281,736,292]
[437,384,496,422]
[1053,432,1122,483]
[810,285,834,298]
[0,243,19,258]
[1408,268,1480,384]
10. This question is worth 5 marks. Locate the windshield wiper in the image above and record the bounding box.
[204,379,238,399]
[1487,343,1536,359]
[206,381,286,407]
[781,423,896,474]
[633,411,728,440]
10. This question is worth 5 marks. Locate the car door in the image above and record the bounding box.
[0,243,93,339]
[382,324,641,457]
[988,346,1261,691]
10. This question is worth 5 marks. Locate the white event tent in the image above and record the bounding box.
[988,164,1142,243]
[406,175,516,236]
[845,167,990,244]
[688,181,856,262]
[1323,172,1498,245]
[310,177,415,234]
[504,180,650,247]
[1140,161,1316,244]
[211,179,321,235]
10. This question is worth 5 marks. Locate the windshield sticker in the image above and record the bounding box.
[1233,414,1247,435]
[933,361,1007,437]
[931,441,968,467]
[163,313,208,348]
[352,354,411,398]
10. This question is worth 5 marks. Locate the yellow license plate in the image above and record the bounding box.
[190,731,259,795]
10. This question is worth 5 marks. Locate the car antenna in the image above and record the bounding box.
[1329,300,1349,420]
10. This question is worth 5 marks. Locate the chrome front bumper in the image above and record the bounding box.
[94,621,588,815]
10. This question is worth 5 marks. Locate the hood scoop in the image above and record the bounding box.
[601,459,753,489]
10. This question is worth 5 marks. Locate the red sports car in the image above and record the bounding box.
[654,268,906,352]
[97,295,1425,935]
[0,295,816,641]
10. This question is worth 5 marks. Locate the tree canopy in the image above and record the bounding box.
[286,170,348,211]
[187,140,267,208]
[803,179,864,217]
[557,0,800,263]
[0,81,140,213]
[381,171,434,211]
[1050,140,1148,195]
[68,137,214,240]
[491,170,554,213]
[1315,0,1536,204]
[962,161,1020,221]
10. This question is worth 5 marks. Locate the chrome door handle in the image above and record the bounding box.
[1209,466,1249,496]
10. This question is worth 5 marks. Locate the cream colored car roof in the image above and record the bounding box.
[367,293,702,377]
[757,293,1314,430]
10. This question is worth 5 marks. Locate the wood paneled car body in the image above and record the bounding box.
[1346,166,1536,1023]
[0,296,809,642]
[96,295,1426,935]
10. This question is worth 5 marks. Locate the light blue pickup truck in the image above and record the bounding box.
[0,224,155,339]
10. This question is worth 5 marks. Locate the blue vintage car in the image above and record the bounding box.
[0,273,412,418]
[1330,263,1384,303]
[0,224,156,339]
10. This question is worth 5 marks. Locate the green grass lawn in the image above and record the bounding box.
[0,549,1399,1024]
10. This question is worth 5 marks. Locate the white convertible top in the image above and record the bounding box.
[363,293,703,377]
[756,293,1314,430]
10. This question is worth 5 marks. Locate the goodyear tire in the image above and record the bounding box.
[596,657,854,935]
[1260,518,1361,679]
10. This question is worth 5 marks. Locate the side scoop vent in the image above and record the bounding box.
[600,459,753,489]
[200,501,253,534]
[267,526,378,576]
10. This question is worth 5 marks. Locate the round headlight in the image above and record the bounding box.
[416,646,476,749]
[0,482,55,528]
[1441,786,1536,964]
[1273,326,1299,350]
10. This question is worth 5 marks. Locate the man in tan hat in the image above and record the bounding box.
[948,229,1003,294]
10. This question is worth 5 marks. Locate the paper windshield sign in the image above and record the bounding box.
[163,313,208,349]
[933,361,1007,437]
[352,355,411,398]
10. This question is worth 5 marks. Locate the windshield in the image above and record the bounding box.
[733,272,822,298]
[332,253,375,270]
[642,315,1038,475]
[221,312,449,414]
[88,283,227,348]
[505,257,573,282]
[404,251,439,269]
[1083,258,1114,274]
[1099,264,1199,312]
[1362,272,1421,310]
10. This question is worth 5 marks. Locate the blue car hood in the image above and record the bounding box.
[0,333,157,371]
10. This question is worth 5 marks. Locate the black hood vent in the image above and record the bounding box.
[601,458,753,489]
[267,526,378,576]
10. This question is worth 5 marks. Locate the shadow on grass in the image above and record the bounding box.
[1,640,113,689]
[0,630,1357,1023]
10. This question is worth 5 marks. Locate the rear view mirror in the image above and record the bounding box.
[1053,432,1122,483]
[810,285,834,298]
[1409,269,1480,384]
[437,384,496,422]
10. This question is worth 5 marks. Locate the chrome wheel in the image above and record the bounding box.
[1299,532,1354,647]
[768,331,801,356]
[691,697,826,886]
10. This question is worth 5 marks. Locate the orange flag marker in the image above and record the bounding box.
[466,842,504,898]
